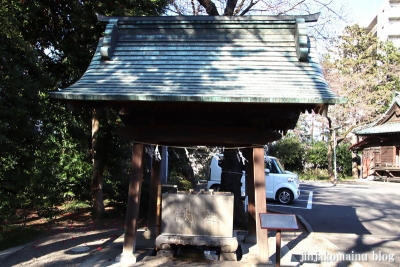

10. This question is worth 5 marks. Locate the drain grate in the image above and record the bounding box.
[71,246,90,252]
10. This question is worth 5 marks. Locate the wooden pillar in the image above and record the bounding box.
[156,182,162,236]
[246,148,256,238]
[118,143,144,263]
[253,147,269,263]
[145,147,162,239]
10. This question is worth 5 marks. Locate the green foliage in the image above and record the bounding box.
[168,147,213,187]
[268,134,304,171]
[375,41,400,113]
[91,109,132,203]
[269,135,352,181]
[0,3,56,221]
[321,25,400,180]
[168,171,193,191]
[336,142,352,177]
[305,140,328,169]
[299,168,329,181]
[168,148,192,186]
[61,200,91,213]
[0,0,169,223]
[324,24,400,126]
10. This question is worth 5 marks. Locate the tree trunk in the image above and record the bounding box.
[351,151,359,178]
[219,149,247,229]
[197,0,220,15]
[350,133,360,178]
[223,0,238,15]
[91,108,105,218]
[182,164,196,189]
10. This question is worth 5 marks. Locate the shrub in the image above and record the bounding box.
[305,140,328,169]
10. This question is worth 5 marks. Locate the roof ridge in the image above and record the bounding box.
[96,13,320,23]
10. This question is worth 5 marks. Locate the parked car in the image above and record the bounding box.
[207,155,300,204]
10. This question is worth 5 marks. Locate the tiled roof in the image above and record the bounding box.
[356,122,400,135]
[355,94,400,135]
[49,15,345,105]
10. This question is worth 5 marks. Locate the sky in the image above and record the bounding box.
[345,0,384,25]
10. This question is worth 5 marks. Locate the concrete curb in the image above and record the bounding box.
[296,214,313,233]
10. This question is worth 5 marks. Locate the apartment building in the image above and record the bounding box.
[364,0,400,47]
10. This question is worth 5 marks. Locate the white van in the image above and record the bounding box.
[207,155,300,204]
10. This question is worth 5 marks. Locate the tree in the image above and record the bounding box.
[166,0,349,49]
[322,24,400,180]
[324,25,391,126]
[305,140,328,169]
[268,134,305,172]
[0,0,168,221]
[0,5,56,219]
[168,146,213,190]
[168,148,196,190]
[336,141,352,178]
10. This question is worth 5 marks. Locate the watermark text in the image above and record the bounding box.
[300,251,395,263]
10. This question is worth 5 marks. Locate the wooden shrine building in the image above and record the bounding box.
[49,14,344,263]
[349,92,400,181]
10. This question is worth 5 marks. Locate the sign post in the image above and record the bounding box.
[260,214,298,267]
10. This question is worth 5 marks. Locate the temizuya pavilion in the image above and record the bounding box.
[49,14,344,263]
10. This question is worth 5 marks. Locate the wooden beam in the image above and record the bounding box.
[118,125,281,146]
[120,143,144,262]
[253,147,269,263]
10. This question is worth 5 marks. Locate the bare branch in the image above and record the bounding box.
[337,125,357,145]
[315,0,348,22]
[239,0,260,16]
[196,3,202,15]
[191,0,196,15]
[233,0,247,15]
[170,0,185,15]
[277,0,306,15]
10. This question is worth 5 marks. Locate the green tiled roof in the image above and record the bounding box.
[356,123,400,135]
[49,15,345,105]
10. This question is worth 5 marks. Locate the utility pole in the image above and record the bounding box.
[331,126,341,183]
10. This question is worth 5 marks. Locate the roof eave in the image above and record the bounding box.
[96,13,321,23]
[48,92,346,104]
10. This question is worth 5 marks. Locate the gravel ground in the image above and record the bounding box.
[0,208,359,267]
[0,216,126,267]
[0,221,359,267]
